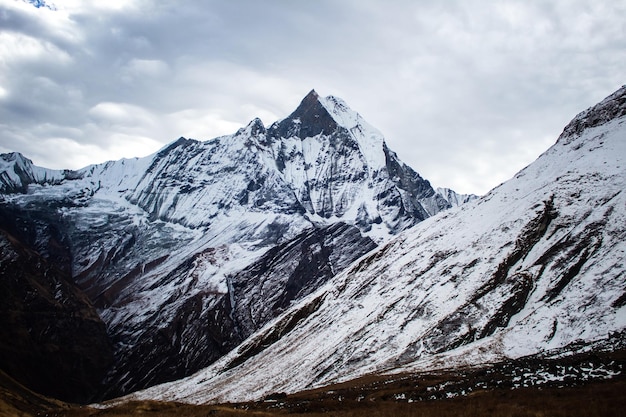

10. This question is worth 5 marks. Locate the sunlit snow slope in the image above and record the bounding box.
[130,86,626,404]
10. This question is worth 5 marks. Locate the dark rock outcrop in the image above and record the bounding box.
[230,222,377,338]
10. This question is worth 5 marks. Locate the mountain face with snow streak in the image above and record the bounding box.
[127,86,626,405]
[116,90,450,235]
[0,90,456,401]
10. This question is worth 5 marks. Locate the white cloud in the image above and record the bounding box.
[88,102,156,127]
[14,134,160,169]
[121,59,169,81]
[0,31,72,64]
[165,109,244,141]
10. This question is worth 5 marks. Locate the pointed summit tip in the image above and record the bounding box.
[305,89,319,99]
[300,89,321,105]
[270,89,336,139]
[242,117,266,136]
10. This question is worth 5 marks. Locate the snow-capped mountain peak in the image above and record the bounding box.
[269,89,338,139]
[0,89,464,400]
[236,117,267,138]
[125,85,626,405]
[1,90,450,239]
[318,93,387,170]
[269,90,386,170]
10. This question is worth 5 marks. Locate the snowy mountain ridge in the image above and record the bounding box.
[1,90,451,239]
[316,93,387,170]
[0,90,466,401]
[125,86,626,404]
[0,152,67,193]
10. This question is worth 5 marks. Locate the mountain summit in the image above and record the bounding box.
[272,89,342,139]
[0,91,457,401]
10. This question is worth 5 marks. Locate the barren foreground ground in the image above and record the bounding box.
[3,349,626,417]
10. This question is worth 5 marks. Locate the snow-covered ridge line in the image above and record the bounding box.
[317,92,387,170]
[1,89,458,237]
[558,84,626,142]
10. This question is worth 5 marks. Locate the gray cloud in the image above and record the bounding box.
[0,0,624,194]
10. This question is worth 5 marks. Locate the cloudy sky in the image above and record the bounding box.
[0,0,624,194]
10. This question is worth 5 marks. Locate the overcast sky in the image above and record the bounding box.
[0,0,624,194]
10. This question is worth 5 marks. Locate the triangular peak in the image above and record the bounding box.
[304,89,319,100]
[271,89,338,139]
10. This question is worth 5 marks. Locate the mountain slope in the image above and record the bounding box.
[0,90,460,400]
[129,86,626,404]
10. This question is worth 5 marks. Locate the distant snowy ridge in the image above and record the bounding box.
[435,187,479,207]
[0,152,68,193]
[126,85,626,404]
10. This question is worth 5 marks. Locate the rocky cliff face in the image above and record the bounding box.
[0,90,458,401]
[96,222,377,399]
[128,86,626,405]
[229,222,377,339]
[263,90,449,233]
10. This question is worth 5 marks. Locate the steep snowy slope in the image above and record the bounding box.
[0,90,460,400]
[130,86,626,404]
